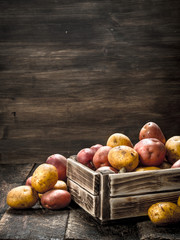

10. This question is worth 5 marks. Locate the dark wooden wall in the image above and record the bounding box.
[0,0,180,163]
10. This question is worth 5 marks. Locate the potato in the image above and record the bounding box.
[148,202,180,225]
[93,146,112,169]
[46,154,67,181]
[178,197,180,207]
[26,176,32,186]
[171,159,180,168]
[7,185,38,209]
[134,166,160,172]
[134,138,166,166]
[77,148,95,167]
[95,166,118,174]
[53,180,67,190]
[41,189,71,210]
[31,163,58,193]
[108,145,139,172]
[165,136,180,164]
[38,180,67,199]
[90,144,103,153]
[106,133,133,148]
[139,122,166,144]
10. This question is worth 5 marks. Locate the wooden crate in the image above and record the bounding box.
[67,156,180,223]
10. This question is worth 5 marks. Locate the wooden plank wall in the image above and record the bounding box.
[0,0,180,163]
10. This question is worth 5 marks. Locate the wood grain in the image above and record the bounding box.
[67,178,99,218]
[67,157,100,195]
[0,0,180,163]
[109,168,180,197]
[0,206,69,240]
[110,190,180,220]
[137,220,180,240]
[67,158,180,222]
[66,203,139,240]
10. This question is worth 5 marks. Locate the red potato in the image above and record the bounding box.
[90,144,103,153]
[134,138,166,166]
[139,122,166,144]
[93,146,112,169]
[77,148,95,166]
[171,159,180,168]
[46,154,67,181]
[96,166,118,174]
[85,161,96,170]
[26,176,32,186]
[41,189,71,210]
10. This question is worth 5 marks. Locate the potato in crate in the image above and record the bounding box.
[67,155,180,223]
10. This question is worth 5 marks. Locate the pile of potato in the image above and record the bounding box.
[76,121,180,225]
[76,122,180,172]
[7,154,71,210]
[6,121,180,225]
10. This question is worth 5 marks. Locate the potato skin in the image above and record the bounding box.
[165,136,180,164]
[107,133,133,148]
[95,166,118,174]
[77,148,95,166]
[139,122,166,144]
[93,146,112,169]
[178,197,180,207]
[134,138,166,166]
[134,166,160,172]
[46,154,67,181]
[148,202,180,225]
[53,180,67,190]
[26,176,32,186]
[38,180,67,199]
[31,163,58,193]
[7,185,38,209]
[41,189,71,210]
[108,145,139,172]
[171,159,180,168]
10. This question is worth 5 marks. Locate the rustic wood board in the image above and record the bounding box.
[67,157,100,195]
[0,205,69,240]
[109,168,180,197]
[67,178,99,218]
[0,0,180,163]
[66,202,139,240]
[137,220,180,240]
[110,190,180,220]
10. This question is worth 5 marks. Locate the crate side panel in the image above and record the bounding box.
[67,157,100,195]
[109,168,180,197]
[67,179,99,218]
[99,173,110,222]
[110,190,180,220]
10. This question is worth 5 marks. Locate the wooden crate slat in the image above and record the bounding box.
[67,179,99,218]
[109,168,180,197]
[110,190,180,220]
[99,173,110,222]
[67,157,100,195]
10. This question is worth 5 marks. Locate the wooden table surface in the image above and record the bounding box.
[0,164,180,240]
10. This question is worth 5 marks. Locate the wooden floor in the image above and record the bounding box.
[0,164,180,240]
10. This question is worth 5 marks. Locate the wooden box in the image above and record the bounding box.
[67,156,180,223]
